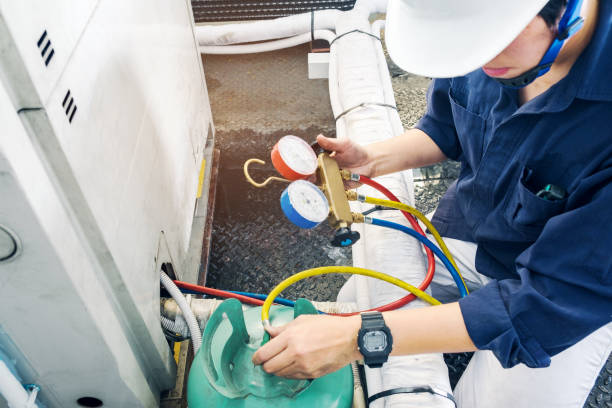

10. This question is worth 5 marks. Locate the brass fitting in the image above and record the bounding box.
[340,169,352,180]
[316,153,353,229]
[345,190,358,201]
[352,212,365,224]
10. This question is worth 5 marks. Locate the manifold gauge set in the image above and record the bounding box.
[244,135,361,247]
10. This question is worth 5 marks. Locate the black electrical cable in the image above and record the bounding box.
[310,10,315,42]
[329,29,381,47]
[335,102,398,121]
[361,205,397,216]
[368,385,457,406]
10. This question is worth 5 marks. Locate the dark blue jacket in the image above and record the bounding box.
[415,2,612,368]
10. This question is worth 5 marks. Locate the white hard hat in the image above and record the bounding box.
[385,0,551,78]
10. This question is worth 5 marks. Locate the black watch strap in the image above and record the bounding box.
[361,311,385,328]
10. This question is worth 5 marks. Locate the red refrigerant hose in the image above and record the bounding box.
[329,175,436,316]
[173,280,265,306]
[170,175,437,317]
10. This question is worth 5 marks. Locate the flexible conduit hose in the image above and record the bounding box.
[161,315,190,338]
[261,267,441,326]
[367,218,469,298]
[355,194,469,294]
[160,272,202,354]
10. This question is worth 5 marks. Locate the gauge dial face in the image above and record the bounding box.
[278,135,318,176]
[287,180,329,223]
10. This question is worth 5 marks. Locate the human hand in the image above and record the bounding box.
[316,135,374,178]
[252,314,362,379]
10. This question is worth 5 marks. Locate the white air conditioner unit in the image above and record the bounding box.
[0,0,213,406]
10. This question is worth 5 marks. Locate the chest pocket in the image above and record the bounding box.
[448,87,486,170]
[504,166,567,239]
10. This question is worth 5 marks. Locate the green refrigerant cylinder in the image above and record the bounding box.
[187,298,354,408]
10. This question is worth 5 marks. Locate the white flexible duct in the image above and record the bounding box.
[160,272,202,354]
[195,10,341,45]
[0,360,39,408]
[199,30,336,55]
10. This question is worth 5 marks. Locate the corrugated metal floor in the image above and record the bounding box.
[202,45,350,301]
[199,34,611,406]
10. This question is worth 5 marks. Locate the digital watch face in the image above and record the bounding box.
[363,331,387,352]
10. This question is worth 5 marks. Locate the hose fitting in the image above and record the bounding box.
[352,212,365,224]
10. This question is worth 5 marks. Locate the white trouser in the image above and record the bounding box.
[427,236,612,408]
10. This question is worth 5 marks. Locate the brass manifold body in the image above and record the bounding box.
[243,153,364,229]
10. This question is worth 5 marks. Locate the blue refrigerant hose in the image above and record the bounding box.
[368,217,469,298]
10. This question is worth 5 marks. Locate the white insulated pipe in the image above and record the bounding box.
[199,30,336,55]
[195,10,341,45]
[161,298,358,321]
[332,2,454,407]
[0,360,38,408]
[194,0,388,47]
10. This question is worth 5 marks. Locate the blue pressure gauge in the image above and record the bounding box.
[280,180,330,229]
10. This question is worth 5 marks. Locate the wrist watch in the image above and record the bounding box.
[357,311,393,368]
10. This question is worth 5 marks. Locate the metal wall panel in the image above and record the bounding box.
[0,80,161,408]
[0,0,99,108]
[0,0,213,406]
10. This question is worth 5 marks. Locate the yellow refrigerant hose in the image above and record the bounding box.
[354,195,467,291]
[261,266,441,327]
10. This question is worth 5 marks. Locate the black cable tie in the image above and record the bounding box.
[329,29,381,47]
[368,385,457,406]
[311,10,315,43]
[335,102,398,121]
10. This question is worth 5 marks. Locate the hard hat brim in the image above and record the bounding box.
[385,0,550,78]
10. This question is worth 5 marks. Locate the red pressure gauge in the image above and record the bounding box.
[271,135,318,181]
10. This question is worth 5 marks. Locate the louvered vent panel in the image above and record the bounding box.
[192,1,356,22]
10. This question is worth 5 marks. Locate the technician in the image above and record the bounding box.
[253,0,612,406]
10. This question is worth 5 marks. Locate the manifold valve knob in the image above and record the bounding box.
[331,227,360,247]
